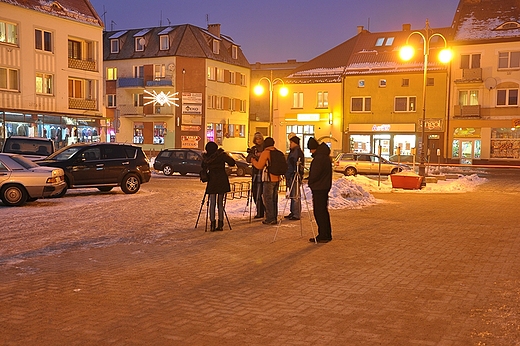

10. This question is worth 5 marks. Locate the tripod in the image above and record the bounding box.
[273,158,316,242]
[195,193,232,231]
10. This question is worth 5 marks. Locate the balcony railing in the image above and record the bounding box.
[118,78,144,88]
[454,104,481,117]
[146,78,173,87]
[69,98,98,110]
[68,58,97,72]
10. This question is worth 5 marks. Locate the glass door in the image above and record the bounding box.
[373,134,391,159]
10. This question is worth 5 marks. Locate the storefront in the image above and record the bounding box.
[0,111,105,149]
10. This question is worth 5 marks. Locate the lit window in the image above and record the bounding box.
[293,92,304,108]
[394,96,416,112]
[0,21,18,45]
[154,64,165,79]
[351,97,371,112]
[36,73,53,94]
[459,90,479,105]
[106,67,117,80]
[317,91,329,108]
[212,39,220,54]
[217,68,224,82]
[207,67,216,80]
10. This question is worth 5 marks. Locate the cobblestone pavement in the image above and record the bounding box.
[1,171,520,345]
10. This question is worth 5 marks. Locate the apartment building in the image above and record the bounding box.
[0,0,104,148]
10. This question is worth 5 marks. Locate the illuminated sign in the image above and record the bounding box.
[297,114,320,121]
[372,124,391,132]
[144,90,179,107]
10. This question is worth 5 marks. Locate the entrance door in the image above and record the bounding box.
[373,135,391,159]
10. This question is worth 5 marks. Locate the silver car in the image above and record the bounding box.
[333,153,410,176]
[0,153,66,206]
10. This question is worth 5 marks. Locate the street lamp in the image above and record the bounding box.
[254,71,288,137]
[399,19,452,180]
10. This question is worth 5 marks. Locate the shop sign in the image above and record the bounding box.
[182,92,203,104]
[182,114,202,125]
[512,119,520,127]
[181,125,201,132]
[453,127,481,138]
[349,123,416,132]
[372,124,391,132]
[182,104,203,115]
[419,118,443,131]
[181,135,201,148]
[297,113,320,121]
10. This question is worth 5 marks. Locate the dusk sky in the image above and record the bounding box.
[89,0,460,63]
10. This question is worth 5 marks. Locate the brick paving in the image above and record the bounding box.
[1,173,520,345]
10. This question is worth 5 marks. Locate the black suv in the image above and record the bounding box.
[153,148,236,176]
[36,143,151,197]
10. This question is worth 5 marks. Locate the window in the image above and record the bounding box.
[68,40,82,59]
[68,78,83,98]
[160,35,169,50]
[293,92,304,108]
[427,77,434,86]
[232,45,238,59]
[110,39,119,53]
[107,94,116,108]
[230,71,236,84]
[459,90,479,105]
[212,39,220,54]
[379,79,387,87]
[240,73,247,86]
[133,93,144,107]
[351,97,371,112]
[375,37,385,46]
[35,29,52,52]
[0,67,19,91]
[240,100,246,112]
[317,91,328,108]
[208,67,216,80]
[358,80,365,88]
[394,96,416,112]
[154,64,165,79]
[385,37,394,46]
[460,53,481,69]
[153,122,166,144]
[106,67,117,80]
[133,65,144,78]
[0,21,18,44]
[497,89,518,106]
[498,52,520,69]
[402,79,409,87]
[36,73,53,94]
[217,68,224,82]
[135,37,144,51]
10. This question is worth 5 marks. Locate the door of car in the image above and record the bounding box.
[0,160,12,185]
[102,144,131,183]
[355,154,372,174]
[71,147,103,185]
[184,150,202,174]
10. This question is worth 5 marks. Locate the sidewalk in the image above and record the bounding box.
[0,177,519,345]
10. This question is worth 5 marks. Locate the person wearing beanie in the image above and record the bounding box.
[251,136,281,225]
[246,132,266,219]
[284,135,304,220]
[201,141,236,231]
[306,137,333,243]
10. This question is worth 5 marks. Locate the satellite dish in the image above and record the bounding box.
[139,37,146,46]
[168,63,175,71]
[485,77,497,90]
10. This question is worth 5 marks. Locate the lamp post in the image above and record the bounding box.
[254,70,288,137]
[399,19,452,180]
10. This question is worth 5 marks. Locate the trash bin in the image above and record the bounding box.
[390,173,424,190]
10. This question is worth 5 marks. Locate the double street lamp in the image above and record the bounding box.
[399,19,452,179]
[253,71,288,137]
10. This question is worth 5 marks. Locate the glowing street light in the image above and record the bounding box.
[399,19,452,182]
[254,71,288,137]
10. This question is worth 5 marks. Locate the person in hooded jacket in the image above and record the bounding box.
[201,142,236,231]
[246,132,265,219]
[285,135,305,220]
[307,137,333,243]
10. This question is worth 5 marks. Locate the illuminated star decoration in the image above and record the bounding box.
[143,90,180,107]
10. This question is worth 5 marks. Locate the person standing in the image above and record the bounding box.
[285,135,304,220]
[251,137,281,225]
[202,142,236,231]
[246,132,265,219]
[307,137,333,243]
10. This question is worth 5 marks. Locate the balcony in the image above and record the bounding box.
[118,78,144,88]
[455,68,482,83]
[454,104,481,118]
[146,78,173,87]
[68,58,97,72]
[69,98,98,110]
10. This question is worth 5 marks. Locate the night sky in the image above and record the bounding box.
[89,0,459,63]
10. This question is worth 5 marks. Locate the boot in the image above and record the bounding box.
[215,220,224,231]
[210,220,216,232]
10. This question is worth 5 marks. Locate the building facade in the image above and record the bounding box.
[0,0,104,149]
[103,23,250,153]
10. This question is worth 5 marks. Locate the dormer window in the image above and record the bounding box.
[135,37,144,52]
[495,21,520,31]
[110,39,119,53]
[160,35,169,50]
[212,39,220,54]
[232,45,238,59]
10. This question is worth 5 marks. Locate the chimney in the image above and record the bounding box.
[357,25,364,34]
[208,23,221,38]
[402,23,411,31]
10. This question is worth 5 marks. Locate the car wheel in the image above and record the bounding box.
[236,167,246,177]
[51,181,68,198]
[163,164,173,176]
[390,168,401,175]
[121,173,140,194]
[344,167,357,176]
[1,184,28,206]
[98,187,114,192]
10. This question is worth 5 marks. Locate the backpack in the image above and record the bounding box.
[268,149,288,176]
[199,166,210,183]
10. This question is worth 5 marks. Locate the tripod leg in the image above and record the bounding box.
[205,194,210,232]
[195,193,206,229]
[223,194,232,230]
[301,183,317,242]
[272,174,298,242]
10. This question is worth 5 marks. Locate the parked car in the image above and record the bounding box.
[36,143,151,197]
[388,154,418,164]
[333,153,410,176]
[1,136,55,161]
[0,153,66,206]
[228,152,252,177]
[153,148,236,176]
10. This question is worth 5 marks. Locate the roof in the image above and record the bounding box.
[452,0,520,42]
[0,0,103,27]
[103,24,250,68]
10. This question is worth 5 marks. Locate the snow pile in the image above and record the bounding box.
[303,177,376,210]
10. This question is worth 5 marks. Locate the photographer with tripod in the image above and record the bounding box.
[246,132,265,219]
[284,135,304,221]
[201,142,236,231]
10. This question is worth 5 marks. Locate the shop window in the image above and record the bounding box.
[351,97,371,112]
[35,29,52,52]
[36,73,53,95]
[490,128,520,159]
[0,67,19,91]
[153,122,166,144]
[239,125,246,137]
[133,123,144,144]
[497,89,518,106]
[215,123,223,145]
[394,96,416,112]
[227,124,235,138]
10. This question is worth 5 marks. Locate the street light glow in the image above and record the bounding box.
[439,48,453,64]
[399,45,415,61]
[279,86,289,97]
[254,84,265,96]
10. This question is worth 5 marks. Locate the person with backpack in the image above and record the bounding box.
[201,141,236,231]
[285,135,305,221]
[251,137,286,225]
[246,132,265,219]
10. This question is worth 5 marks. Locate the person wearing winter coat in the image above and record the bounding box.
[285,135,305,220]
[201,142,236,231]
[246,132,265,219]
[307,137,333,243]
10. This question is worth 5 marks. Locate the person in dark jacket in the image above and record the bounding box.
[246,132,265,219]
[307,137,333,243]
[285,135,305,220]
[202,142,236,231]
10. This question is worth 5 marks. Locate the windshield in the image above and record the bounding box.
[47,147,82,161]
[11,155,39,169]
[3,138,53,156]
